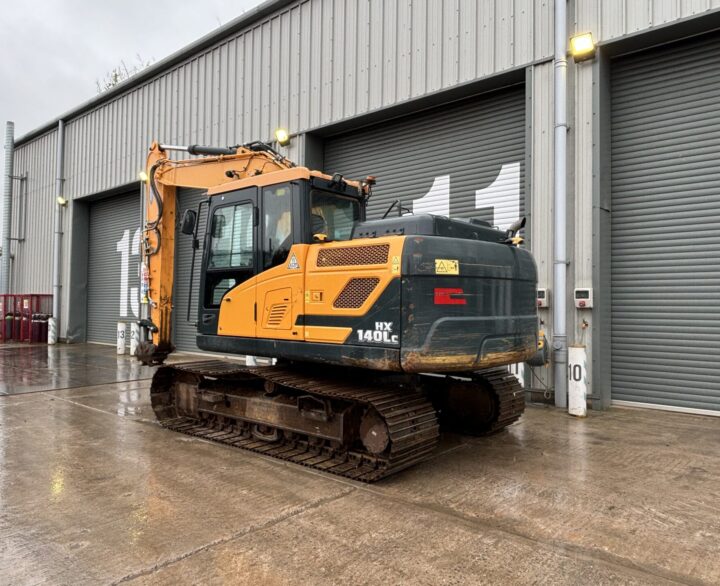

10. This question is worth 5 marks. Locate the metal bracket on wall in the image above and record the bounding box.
[8,173,28,243]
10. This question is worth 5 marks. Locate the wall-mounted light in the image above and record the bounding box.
[138,170,149,182]
[274,128,290,147]
[569,32,596,62]
[56,196,68,207]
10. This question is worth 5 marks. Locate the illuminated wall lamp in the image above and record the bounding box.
[569,32,596,63]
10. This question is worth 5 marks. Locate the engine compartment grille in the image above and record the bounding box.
[317,244,390,267]
[333,277,381,309]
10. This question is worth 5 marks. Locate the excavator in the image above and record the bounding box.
[137,138,539,482]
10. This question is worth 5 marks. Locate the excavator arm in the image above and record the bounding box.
[137,141,294,364]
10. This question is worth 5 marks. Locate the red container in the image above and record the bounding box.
[0,294,52,342]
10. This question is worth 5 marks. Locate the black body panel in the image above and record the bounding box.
[352,214,506,243]
[399,235,537,372]
[197,334,401,371]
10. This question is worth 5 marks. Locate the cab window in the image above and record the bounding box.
[208,203,254,268]
[310,190,361,241]
[205,201,254,307]
[263,184,293,269]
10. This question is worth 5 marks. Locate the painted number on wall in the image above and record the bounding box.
[411,162,521,230]
[116,228,141,318]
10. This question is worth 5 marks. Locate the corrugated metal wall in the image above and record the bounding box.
[611,32,720,411]
[9,129,57,293]
[576,0,720,41]
[16,0,553,205]
[324,85,525,227]
[528,61,554,394]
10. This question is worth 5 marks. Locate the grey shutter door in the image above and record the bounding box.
[323,85,525,227]
[87,192,141,343]
[173,188,208,351]
[611,33,720,411]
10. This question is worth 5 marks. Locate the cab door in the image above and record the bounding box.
[198,187,258,337]
[255,182,305,341]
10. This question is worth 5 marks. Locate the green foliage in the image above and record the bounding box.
[96,54,155,93]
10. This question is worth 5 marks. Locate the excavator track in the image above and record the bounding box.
[426,367,526,437]
[473,368,526,433]
[150,360,525,482]
[151,360,440,482]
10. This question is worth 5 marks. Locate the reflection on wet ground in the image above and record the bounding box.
[0,343,156,395]
[1,344,719,584]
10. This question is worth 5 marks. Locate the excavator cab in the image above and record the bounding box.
[191,176,365,339]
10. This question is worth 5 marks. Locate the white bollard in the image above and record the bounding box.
[508,362,525,386]
[48,316,57,345]
[117,322,126,354]
[129,322,140,356]
[568,344,587,417]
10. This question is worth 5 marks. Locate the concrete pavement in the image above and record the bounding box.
[1,344,719,585]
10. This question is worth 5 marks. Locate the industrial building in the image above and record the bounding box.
[3,0,720,414]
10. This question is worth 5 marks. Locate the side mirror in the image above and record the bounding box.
[211,213,226,238]
[180,209,197,235]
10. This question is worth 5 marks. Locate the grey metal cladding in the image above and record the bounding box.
[15,0,551,202]
[611,31,720,411]
[323,85,525,228]
[174,188,209,351]
[576,0,720,43]
[87,192,141,344]
[9,130,57,294]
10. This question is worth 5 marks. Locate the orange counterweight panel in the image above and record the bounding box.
[303,236,405,344]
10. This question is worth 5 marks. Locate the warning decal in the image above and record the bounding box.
[435,259,459,275]
[391,255,400,274]
[287,253,300,270]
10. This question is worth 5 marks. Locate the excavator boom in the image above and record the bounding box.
[139,141,300,363]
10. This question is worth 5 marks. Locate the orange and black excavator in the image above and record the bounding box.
[137,140,539,481]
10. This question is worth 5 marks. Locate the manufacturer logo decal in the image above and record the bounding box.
[435,259,459,275]
[287,253,300,270]
[357,322,399,345]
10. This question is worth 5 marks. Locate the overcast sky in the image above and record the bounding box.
[0,0,263,139]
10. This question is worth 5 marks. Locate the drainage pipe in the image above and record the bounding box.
[1,122,14,294]
[51,120,65,341]
[553,0,568,408]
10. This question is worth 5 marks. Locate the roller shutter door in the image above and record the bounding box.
[87,192,141,344]
[173,188,209,351]
[611,33,720,411]
[324,85,525,228]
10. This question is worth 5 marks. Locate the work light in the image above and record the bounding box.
[569,33,596,62]
[274,128,290,146]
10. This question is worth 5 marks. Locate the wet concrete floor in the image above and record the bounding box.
[1,344,719,584]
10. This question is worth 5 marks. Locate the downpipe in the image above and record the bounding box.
[49,120,65,344]
[1,122,14,294]
[553,0,569,408]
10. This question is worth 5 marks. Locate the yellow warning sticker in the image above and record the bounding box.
[435,259,459,275]
[391,255,401,274]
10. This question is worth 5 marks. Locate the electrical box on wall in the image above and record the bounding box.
[574,288,593,309]
[537,288,549,308]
